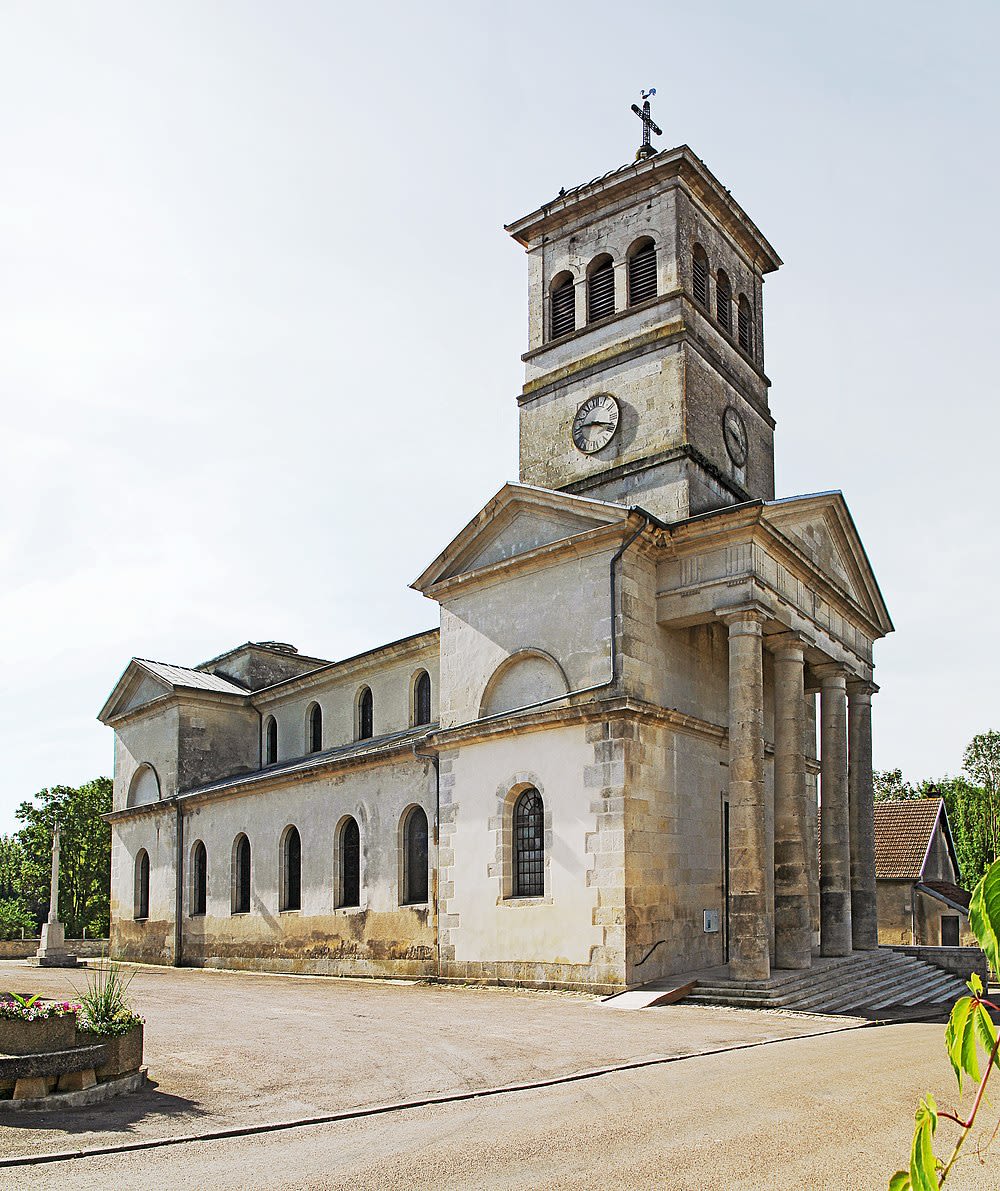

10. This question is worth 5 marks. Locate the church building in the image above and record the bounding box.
[99,113,893,994]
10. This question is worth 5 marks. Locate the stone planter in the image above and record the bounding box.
[76,1023,143,1080]
[0,1013,76,1056]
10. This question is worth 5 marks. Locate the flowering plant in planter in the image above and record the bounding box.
[74,960,143,1036]
[0,993,81,1021]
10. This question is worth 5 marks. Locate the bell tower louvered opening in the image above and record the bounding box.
[587,255,615,322]
[550,273,575,339]
[716,270,733,334]
[737,294,754,356]
[692,244,710,309]
[627,240,657,305]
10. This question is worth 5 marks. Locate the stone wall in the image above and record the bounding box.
[0,939,109,960]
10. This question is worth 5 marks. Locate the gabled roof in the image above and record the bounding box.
[917,881,970,914]
[411,482,632,595]
[874,798,957,880]
[98,657,249,724]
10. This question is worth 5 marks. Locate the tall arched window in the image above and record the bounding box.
[338,817,361,908]
[716,270,733,334]
[307,703,322,754]
[401,806,429,905]
[586,254,615,322]
[134,849,150,921]
[413,670,431,726]
[280,825,302,911]
[627,238,657,305]
[232,834,251,914]
[550,272,575,339]
[514,788,544,898]
[191,840,207,916]
[692,244,710,309]
[358,686,374,740]
[264,716,278,765]
[737,294,754,356]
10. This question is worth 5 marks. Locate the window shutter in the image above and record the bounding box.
[692,249,709,308]
[550,280,575,338]
[628,245,657,304]
[716,273,732,334]
[587,261,615,322]
[738,299,754,355]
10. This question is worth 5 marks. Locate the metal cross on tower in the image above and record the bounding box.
[631,88,662,161]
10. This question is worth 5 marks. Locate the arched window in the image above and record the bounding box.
[550,272,575,339]
[692,244,710,309]
[264,716,278,765]
[413,670,431,726]
[307,703,322,754]
[232,834,251,914]
[358,686,374,740]
[401,806,429,905]
[191,840,207,916]
[716,270,733,334]
[338,817,361,908]
[134,849,150,921]
[627,238,657,305]
[737,294,754,356]
[514,788,544,898]
[586,254,615,322]
[280,825,302,911]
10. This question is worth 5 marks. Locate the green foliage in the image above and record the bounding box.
[874,768,920,802]
[0,836,26,902]
[0,897,35,941]
[968,861,1000,984]
[3,992,40,1010]
[14,778,112,937]
[75,959,140,1036]
[963,732,1000,864]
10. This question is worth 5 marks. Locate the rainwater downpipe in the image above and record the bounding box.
[173,800,184,967]
[411,510,651,978]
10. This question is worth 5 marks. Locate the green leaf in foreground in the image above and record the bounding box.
[888,1171,911,1191]
[968,971,983,997]
[969,861,1000,980]
[945,997,980,1093]
[910,1094,939,1191]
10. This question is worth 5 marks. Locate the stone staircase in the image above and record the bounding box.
[684,949,972,1018]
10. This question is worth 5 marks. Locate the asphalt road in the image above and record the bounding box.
[1,961,996,1188]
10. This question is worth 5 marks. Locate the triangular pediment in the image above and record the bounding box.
[412,483,630,593]
[98,662,172,724]
[762,493,893,635]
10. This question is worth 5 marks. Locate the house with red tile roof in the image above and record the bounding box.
[874,799,974,947]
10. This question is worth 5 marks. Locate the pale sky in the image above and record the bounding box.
[1,1,997,833]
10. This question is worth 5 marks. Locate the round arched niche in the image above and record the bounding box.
[127,764,160,808]
[480,650,570,718]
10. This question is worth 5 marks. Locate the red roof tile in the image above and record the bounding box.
[874,799,945,880]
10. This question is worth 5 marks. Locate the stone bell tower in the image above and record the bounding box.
[505,115,783,524]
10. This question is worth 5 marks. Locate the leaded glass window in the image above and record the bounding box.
[514,788,544,898]
[403,807,428,904]
[341,817,360,907]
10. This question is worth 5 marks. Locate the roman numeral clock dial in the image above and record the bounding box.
[572,394,620,454]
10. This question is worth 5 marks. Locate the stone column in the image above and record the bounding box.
[817,666,852,956]
[848,681,879,950]
[725,610,769,981]
[770,636,812,970]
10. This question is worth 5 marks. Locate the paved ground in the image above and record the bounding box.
[0,960,996,1187]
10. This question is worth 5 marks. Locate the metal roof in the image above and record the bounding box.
[134,659,249,697]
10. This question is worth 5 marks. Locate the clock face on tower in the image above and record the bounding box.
[572,394,619,454]
[722,405,749,468]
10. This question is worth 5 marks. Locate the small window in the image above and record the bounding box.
[134,849,150,921]
[550,272,575,339]
[627,239,657,305]
[586,255,615,322]
[402,806,429,905]
[339,817,361,908]
[737,295,753,356]
[232,834,251,914]
[358,686,374,740]
[280,825,302,911]
[264,716,278,765]
[692,244,710,309]
[514,788,544,898]
[307,703,322,754]
[716,270,733,334]
[191,840,207,916]
[413,670,431,726]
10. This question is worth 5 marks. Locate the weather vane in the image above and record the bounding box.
[631,88,661,161]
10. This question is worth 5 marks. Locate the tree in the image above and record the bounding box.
[0,897,35,941]
[920,777,992,892]
[15,778,113,938]
[0,835,26,902]
[874,768,920,802]
[963,732,1000,863]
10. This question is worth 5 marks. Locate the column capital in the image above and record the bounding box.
[846,678,879,700]
[813,662,849,687]
[766,631,809,658]
[718,602,769,631]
